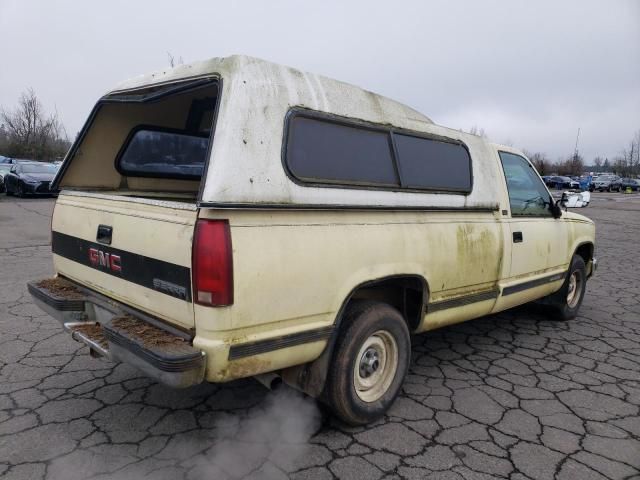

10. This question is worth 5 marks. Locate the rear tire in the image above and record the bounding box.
[325,301,410,425]
[546,255,587,320]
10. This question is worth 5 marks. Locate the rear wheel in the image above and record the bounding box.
[546,255,587,320]
[325,301,410,425]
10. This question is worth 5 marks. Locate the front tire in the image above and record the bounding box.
[325,301,410,425]
[16,182,25,198]
[547,255,587,320]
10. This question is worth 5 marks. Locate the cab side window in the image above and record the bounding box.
[499,152,552,216]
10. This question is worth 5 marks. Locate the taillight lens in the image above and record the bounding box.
[192,219,233,306]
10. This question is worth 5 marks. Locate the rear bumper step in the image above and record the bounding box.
[66,322,110,358]
[28,278,205,388]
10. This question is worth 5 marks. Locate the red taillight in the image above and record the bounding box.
[192,219,233,306]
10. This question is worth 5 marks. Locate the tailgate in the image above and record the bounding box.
[51,192,197,329]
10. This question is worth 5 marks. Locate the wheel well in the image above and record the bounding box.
[575,243,593,264]
[345,275,427,331]
[280,275,427,400]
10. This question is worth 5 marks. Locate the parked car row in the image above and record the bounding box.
[592,174,622,192]
[541,173,640,193]
[591,175,639,192]
[542,175,580,190]
[0,158,60,196]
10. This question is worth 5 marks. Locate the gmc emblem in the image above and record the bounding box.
[89,247,122,273]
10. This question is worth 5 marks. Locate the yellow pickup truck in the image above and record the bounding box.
[29,55,596,425]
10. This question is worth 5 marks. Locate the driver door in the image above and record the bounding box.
[499,152,568,280]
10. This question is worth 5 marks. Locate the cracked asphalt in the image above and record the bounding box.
[1,193,639,480]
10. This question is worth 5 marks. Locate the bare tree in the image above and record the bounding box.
[610,131,640,177]
[612,155,627,176]
[167,52,184,68]
[524,150,552,175]
[621,129,640,176]
[467,125,487,138]
[566,152,585,176]
[0,122,8,154]
[0,88,70,160]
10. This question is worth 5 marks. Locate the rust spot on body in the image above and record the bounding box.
[221,356,271,379]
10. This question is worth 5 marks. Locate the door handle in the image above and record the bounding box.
[513,231,523,243]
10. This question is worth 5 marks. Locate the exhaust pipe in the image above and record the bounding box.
[254,372,283,390]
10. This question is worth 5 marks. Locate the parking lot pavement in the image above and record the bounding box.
[0,193,639,480]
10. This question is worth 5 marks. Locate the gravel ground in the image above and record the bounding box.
[0,193,639,480]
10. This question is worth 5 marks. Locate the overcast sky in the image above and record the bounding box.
[1,0,638,162]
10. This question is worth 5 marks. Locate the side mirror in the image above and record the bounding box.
[560,192,568,208]
[551,193,567,218]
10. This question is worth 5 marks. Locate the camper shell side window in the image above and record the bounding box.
[284,109,473,194]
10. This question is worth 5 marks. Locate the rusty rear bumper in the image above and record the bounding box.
[27,277,205,388]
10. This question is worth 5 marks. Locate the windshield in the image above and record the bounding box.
[21,163,58,174]
[0,165,11,173]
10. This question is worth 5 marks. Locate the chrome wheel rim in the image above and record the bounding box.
[353,330,398,403]
[566,271,582,308]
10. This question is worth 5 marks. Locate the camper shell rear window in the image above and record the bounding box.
[53,78,219,192]
[285,110,472,194]
[115,92,217,180]
[116,126,210,179]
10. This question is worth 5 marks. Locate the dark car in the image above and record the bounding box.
[0,164,13,193]
[620,178,640,192]
[544,175,580,190]
[4,162,59,197]
[592,174,622,192]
